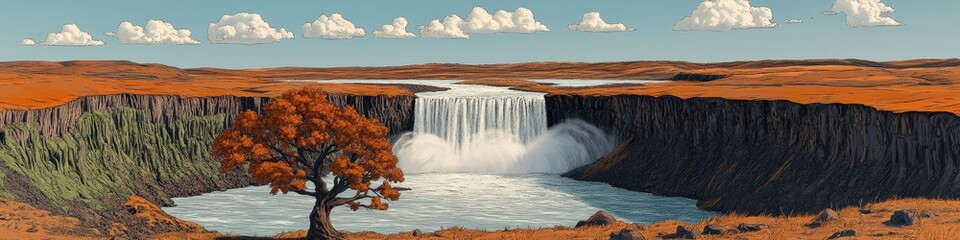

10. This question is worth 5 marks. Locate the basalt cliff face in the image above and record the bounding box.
[551,95,960,215]
[0,93,415,233]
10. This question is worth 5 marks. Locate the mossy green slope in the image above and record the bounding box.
[0,107,238,212]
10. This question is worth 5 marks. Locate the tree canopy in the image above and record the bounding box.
[212,88,404,239]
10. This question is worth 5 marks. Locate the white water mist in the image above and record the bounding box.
[395,82,617,173]
[395,119,616,173]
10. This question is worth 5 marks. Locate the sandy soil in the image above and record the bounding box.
[0,198,101,239]
[2,60,960,115]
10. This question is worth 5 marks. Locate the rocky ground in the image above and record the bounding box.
[2,196,959,239]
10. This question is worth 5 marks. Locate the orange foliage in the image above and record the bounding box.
[212,87,404,211]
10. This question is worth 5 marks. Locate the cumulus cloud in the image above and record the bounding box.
[18,38,36,46]
[829,0,902,27]
[42,24,105,46]
[207,12,293,44]
[673,0,777,31]
[784,19,804,24]
[303,13,366,39]
[460,7,549,34]
[419,14,469,39]
[568,12,634,32]
[419,6,549,39]
[108,20,200,45]
[374,17,416,39]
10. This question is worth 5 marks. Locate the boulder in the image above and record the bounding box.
[624,223,645,230]
[412,229,423,237]
[609,228,646,240]
[885,210,920,227]
[576,210,617,227]
[659,226,695,239]
[736,223,763,232]
[702,225,732,235]
[808,208,839,227]
[827,229,856,239]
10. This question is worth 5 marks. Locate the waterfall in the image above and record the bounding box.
[413,95,548,150]
[393,82,617,174]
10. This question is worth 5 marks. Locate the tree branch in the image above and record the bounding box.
[330,193,372,206]
[292,189,317,197]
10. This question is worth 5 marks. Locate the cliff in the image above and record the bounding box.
[551,95,960,215]
[0,93,415,233]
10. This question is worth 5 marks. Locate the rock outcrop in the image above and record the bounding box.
[885,210,922,227]
[576,210,617,227]
[551,94,960,215]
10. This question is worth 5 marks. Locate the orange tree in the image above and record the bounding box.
[212,88,404,240]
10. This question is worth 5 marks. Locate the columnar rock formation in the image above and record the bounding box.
[0,94,415,233]
[552,95,960,214]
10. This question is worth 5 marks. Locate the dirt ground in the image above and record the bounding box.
[3,60,960,115]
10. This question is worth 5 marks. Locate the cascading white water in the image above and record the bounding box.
[413,95,548,150]
[288,79,629,174]
[390,81,618,174]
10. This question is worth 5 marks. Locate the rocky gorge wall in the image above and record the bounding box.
[0,93,415,231]
[549,95,960,215]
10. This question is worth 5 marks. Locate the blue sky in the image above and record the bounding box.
[1,0,956,68]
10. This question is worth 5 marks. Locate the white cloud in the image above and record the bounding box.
[460,7,549,34]
[207,12,293,45]
[42,24,105,46]
[419,14,469,39]
[784,19,804,24]
[829,0,902,27]
[419,6,549,39]
[109,20,201,45]
[374,17,416,39]
[303,13,366,39]
[673,0,778,31]
[18,38,36,46]
[568,12,634,32]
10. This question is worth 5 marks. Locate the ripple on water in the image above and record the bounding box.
[163,173,715,236]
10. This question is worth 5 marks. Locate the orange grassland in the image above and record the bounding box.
[2,59,960,115]
[3,196,960,239]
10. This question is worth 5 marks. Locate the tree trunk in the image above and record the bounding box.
[306,199,341,240]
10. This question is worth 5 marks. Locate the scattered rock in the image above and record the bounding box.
[827,229,856,239]
[859,208,873,214]
[808,208,840,227]
[412,229,422,237]
[610,228,646,240]
[886,210,920,227]
[702,225,731,235]
[624,223,645,231]
[921,210,937,218]
[25,225,39,232]
[659,226,695,239]
[736,223,763,232]
[576,210,617,227]
[867,231,897,237]
[0,213,8,220]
